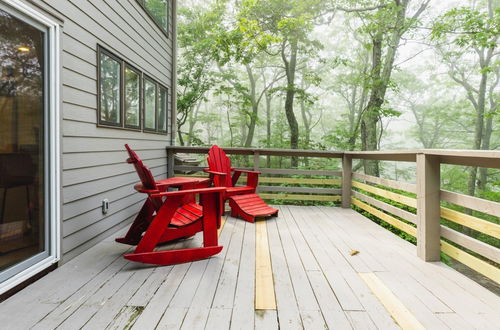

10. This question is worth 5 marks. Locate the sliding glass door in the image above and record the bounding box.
[0,5,49,283]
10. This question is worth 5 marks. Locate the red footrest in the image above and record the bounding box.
[228,194,278,223]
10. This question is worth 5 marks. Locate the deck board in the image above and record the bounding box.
[1,206,499,330]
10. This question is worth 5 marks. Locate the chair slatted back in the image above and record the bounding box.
[207,145,232,188]
[125,144,163,210]
[125,144,158,191]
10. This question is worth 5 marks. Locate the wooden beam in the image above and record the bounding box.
[423,149,500,169]
[167,148,174,178]
[260,168,342,176]
[351,181,417,208]
[440,207,500,239]
[352,191,417,224]
[358,272,425,330]
[252,177,341,185]
[352,172,417,194]
[440,190,500,218]
[351,197,417,236]
[440,226,500,264]
[345,151,417,162]
[416,154,441,262]
[440,241,500,284]
[260,193,341,202]
[341,155,352,208]
[255,221,276,310]
[258,186,342,194]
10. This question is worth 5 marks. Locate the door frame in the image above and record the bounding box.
[0,0,61,295]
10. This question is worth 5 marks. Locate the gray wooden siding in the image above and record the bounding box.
[29,0,175,262]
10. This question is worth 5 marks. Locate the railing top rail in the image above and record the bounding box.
[166,146,500,168]
[166,146,344,158]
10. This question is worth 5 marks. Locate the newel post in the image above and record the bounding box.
[341,154,352,208]
[167,148,175,178]
[416,153,441,261]
[253,151,260,192]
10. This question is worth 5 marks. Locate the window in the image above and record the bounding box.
[158,86,168,132]
[124,66,141,128]
[99,51,121,126]
[97,46,168,134]
[137,0,169,35]
[144,77,156,131]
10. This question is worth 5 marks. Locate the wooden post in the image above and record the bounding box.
[254,151,260,193]
[253,151,260,171]
[341,154,352,208]
[167,148,175,178]
[416,153,441,261]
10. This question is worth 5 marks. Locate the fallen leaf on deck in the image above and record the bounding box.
[350,250,360,256]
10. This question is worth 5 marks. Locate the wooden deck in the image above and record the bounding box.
[1,206,499,329]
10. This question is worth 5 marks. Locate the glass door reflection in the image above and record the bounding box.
[0,8,46,274]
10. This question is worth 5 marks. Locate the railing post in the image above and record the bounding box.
[342,154,352,208]
[253,151,260,192]
[167,148,175,178]
[416,153,441,261]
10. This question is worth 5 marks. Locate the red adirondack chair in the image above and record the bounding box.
[115,144,224,265]
[205,145,278,222]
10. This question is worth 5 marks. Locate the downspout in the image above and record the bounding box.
[167,0,178,177]
[170,0,178,146]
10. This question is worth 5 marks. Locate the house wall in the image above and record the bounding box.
[26,0,176,263]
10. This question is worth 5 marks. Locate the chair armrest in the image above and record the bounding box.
[151,187,225,198]
[134,183,160,194]
[203,168,227,177]
[233,169,262,175]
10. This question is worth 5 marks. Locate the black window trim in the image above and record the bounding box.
[97,47,123,128]
[136,0,169,38]
[96,45,168,135]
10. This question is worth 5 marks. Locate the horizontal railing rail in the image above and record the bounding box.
[166,146,344,203]
[166,146,500,284]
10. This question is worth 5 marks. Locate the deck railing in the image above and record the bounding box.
[166,146,500,285]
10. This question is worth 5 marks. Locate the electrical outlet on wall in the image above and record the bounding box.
[102,199,109,214]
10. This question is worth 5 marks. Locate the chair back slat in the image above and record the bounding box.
[207,145,232,187]
[125,144,158,191]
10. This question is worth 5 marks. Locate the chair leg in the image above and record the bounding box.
[116,199,155,245]
[134,195,184,254]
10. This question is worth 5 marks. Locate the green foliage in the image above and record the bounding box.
[432,7,500,49]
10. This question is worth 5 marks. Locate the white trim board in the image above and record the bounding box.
[0,0,61,295]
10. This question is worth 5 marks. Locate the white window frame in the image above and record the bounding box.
[0,0,61,295]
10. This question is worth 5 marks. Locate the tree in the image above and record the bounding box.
[237,0,327,166]
[176,1,226,145]
[432,1,499,195]
[354,0,430,175]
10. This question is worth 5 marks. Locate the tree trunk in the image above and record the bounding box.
[244,65,258,148]
[282,39,300,167]
[266,91,272,167]
[361,1,409,176]
[361,31,384,176]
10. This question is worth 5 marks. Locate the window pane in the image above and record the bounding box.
[144,0,168,31]
[158,87,167,132]
[125,68,140,127]
[144,79,156,130]
[99,53,121,125]
[0,8,46,273]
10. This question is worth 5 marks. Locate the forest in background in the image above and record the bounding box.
[175,0,499,198]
